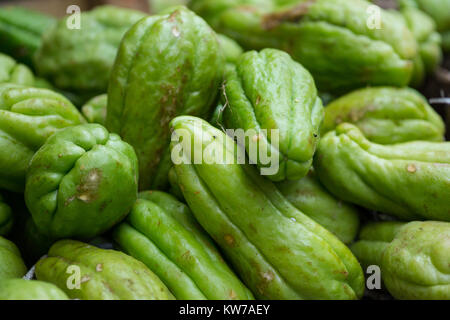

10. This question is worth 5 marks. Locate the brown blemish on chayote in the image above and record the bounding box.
[262,0,316,30]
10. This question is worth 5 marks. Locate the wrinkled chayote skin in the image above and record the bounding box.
[0,236,27,280]
[169,116,364,300]
[351,221,450,299]
[35,240,175,300]
[322,87,445,144]
[107,6,224,190]
[0,84,86,192]
[221,49,323,181]
[0,53,34,86]
[113,191,254,300]
[314,123,450,221]
[25,124,138,239]
[190,0,417,93]
[0,194,13,236]
[34,5,146,96]
[217,33,244,63]
[0,279,69,300]
[276,170,360,244]
[82,94,107,126]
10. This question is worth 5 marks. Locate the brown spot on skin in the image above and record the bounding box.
[194,191,200,195]
[229,290,237,300]
[76,168,102,203]
[81,275,90,283]
[249,223,258,234]
[96,264,103,272]
[224,234,236,247]
[262,0,316,29]
[407,164,417,173]
[255,96,261,106]
[64,195,76,207]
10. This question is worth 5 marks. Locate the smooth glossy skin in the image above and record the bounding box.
[25,124,138,239]
[190,0,417,93]
[315,123,450,221]
[82,94,107,126]
[322,87,445,144]
[0,84,86,192]
[107,6,224,190]
[351,221,450,299]
[0,279,69,300]
[0,236,27,280]
[0,53,34,85]
[34,5,146,95]
[222,49,323,181]
[113,191,254,300]
[169,116,364,300]
[35,240,175,300]
[276,170,360,244]
[0,194,13,236]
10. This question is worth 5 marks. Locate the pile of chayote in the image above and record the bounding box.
[0,1,448,301]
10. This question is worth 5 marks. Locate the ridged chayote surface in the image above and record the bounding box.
[81,94,107,126]
[34,5,146,96]
[276,170,360,244]
[0,84,85,192]
[169,116,364,300]
[0,53,34,86]
[35,239,175,300]
[113,191,254,300]
[322,87,445,144]
[25,124,138,239]
[351,221,450,299]
[0,236,27,280]
[106,6,224,190]
[0,194,13,236]
[190,0,417,93]
[221,48,323,181]
[314,123,450,221]
[0,279,69,300]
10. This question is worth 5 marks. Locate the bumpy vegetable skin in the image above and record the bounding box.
[82,94,107,126]
[276,170,360,244]
[113,191,254,300]
[169,116,364,300]
[322,87,445,144]
[315,123,450,221]
[35,240,175,300]
[25,124,138,239]
[107,6,224,190]
[351,221,450,300]
[0,53,34,86]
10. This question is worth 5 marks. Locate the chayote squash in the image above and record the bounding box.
[276,170,360,244]
[322,87,445,144]
[221,48,323,181]
[0,53,34,86]
[190,0,417,93]
[25,124,138,239]
[35,239,175,300]
[0,279,69,300]
[0,194,13,236]
[169,116,364,300]
[0,84,86,192]
[0,236,27,280]
[106,6,224,190]
[113,191,254,300]
[34,5,146,97]
[217,33,244,63]
[81,94,107,126]
[351,221,450,299]
[150,0,191,13]
[314,123,450,221]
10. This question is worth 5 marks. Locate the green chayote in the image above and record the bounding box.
[351,221,450,299]
[0,84,86,192]
[221,49,323,181]
[107,6,224,190]
[0,236,27,280]
[169,116,364,299]
[113,191,254,300]
[34,5,146,96]
[150,0,191,13]
[322,87,445,144]
[81,94,107,126]
[190,0,417,93]
[217,34,244,63]
[0,194,13,236]
[25,124,138,239]
[314,123,450,221]
[0,53,34,86]
[35,240,175,300]
[0,279,69,300]
[276,170,360,244]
